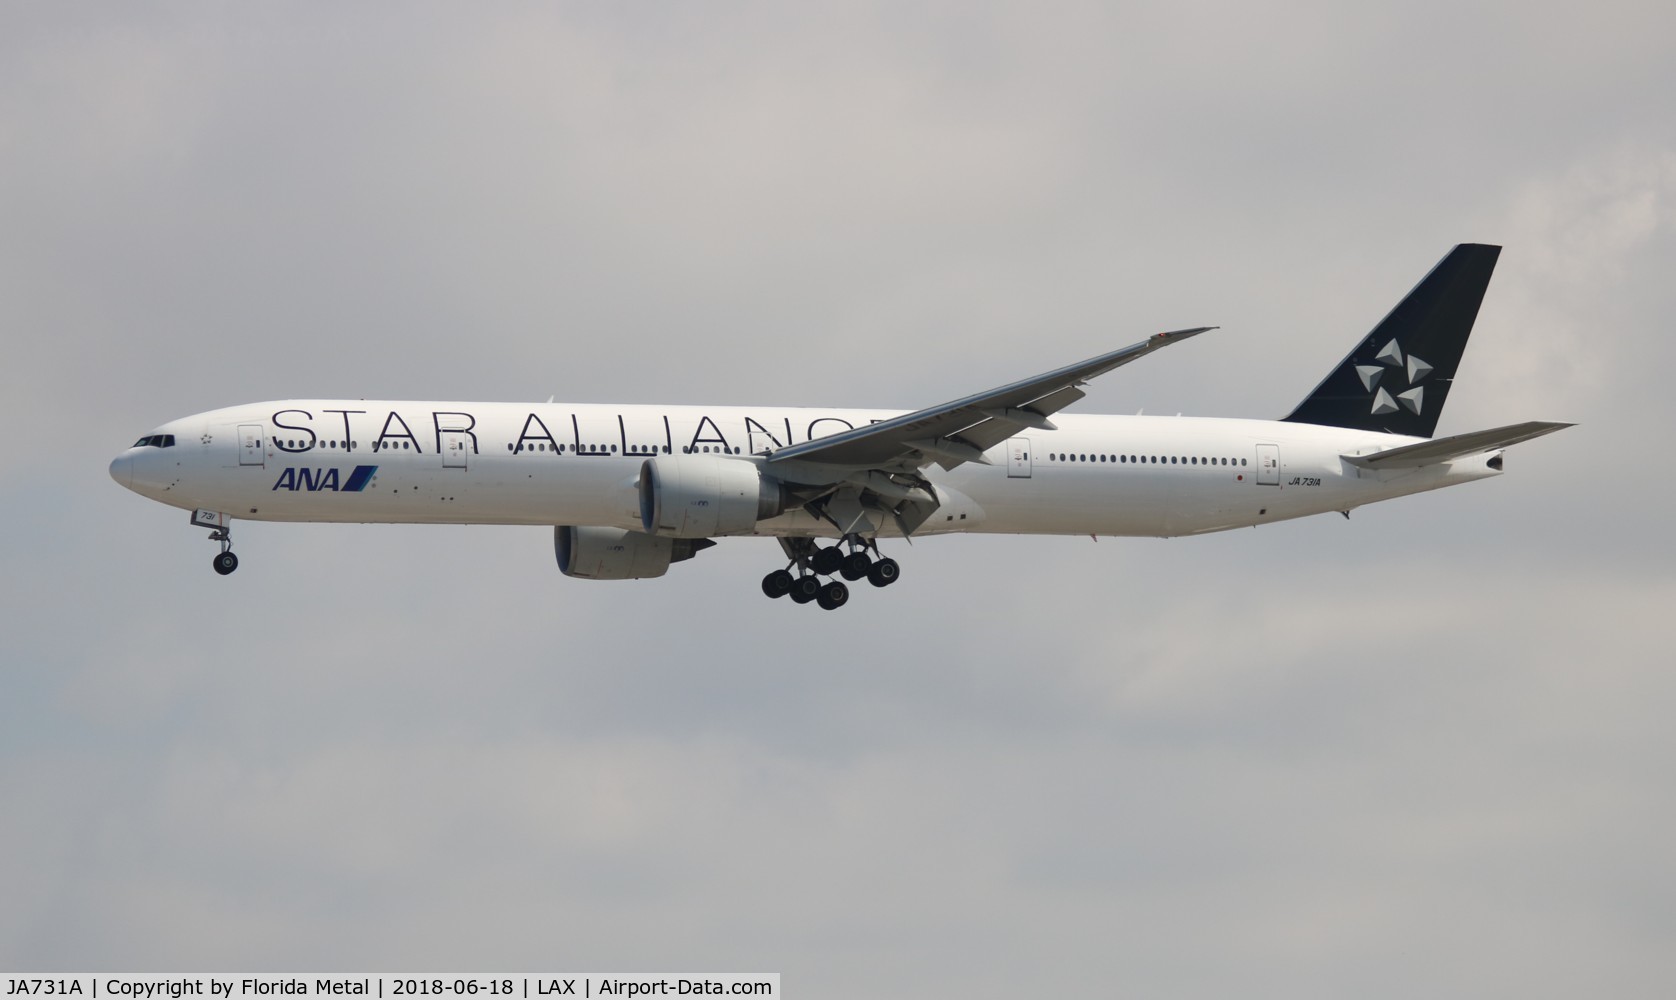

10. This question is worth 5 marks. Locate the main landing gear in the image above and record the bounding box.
[761,536,899,610]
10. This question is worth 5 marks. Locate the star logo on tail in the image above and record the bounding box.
[1355,338,1432,416]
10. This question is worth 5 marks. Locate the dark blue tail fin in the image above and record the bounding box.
[1282,243,1500,438]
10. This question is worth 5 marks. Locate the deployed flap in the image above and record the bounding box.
[767,327,1215,471]
[1344,420,1572,469]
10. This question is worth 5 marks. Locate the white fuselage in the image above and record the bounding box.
[109,400,1500,538]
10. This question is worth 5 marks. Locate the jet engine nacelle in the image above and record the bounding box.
[554,525,713,580]
[639,455,786,538]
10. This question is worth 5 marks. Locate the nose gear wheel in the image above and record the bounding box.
[206,521,239,576]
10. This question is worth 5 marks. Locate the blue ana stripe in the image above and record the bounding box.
[343,465,377,492]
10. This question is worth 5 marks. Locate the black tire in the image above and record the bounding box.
[867,557,900,588]
[213,551,239,576]
[839,551,873,581]
[761,569,794,599]
[816,580,849,610]
[789,575,821,604]
[810,545,844,576]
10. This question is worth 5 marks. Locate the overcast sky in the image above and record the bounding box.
[3,2,1673,997]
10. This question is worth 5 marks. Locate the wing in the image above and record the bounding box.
[766,327,1216,473]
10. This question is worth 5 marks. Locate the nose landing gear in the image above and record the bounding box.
[193,508,239,575]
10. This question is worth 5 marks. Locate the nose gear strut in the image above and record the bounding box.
[192,508,239,575]
[209,528,238,575]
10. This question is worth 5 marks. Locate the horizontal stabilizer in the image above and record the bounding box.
[1344,421,1573,469]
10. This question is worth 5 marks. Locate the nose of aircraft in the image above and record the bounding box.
[109,452,134,488]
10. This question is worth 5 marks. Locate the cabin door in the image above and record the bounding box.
[1008,437,1033,478]
[441,430,469,469]
[239,424,265,467]
[1256,444,1281,485]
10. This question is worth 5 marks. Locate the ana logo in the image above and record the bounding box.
[1356,338,1432,416]
[273,465,378,492]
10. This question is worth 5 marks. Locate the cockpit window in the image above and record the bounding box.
[134,436,152,448]
[132,434,177,448]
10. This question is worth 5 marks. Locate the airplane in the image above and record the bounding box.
[110,244,1570,610]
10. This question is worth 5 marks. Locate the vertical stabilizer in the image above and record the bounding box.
[1282,244,1500,438]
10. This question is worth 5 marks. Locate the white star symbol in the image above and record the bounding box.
[1360,339,1431,416]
